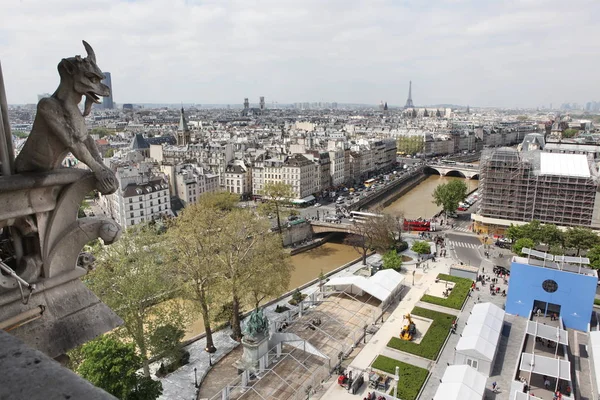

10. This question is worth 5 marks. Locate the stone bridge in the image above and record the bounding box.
[310,221,355,234]
[425,162,480,179]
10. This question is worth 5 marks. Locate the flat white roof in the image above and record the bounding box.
[526,321,568,345]
[520,353,571,380]
[324,269,403,303]
[456,303,505,361]
[539,152,590,178]
[433,365,486,400]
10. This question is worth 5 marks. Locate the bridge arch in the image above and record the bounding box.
[444,170,467,178]
[470,174,479,180]
[423,166,442,176]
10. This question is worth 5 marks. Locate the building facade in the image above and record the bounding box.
[474,148,600,233]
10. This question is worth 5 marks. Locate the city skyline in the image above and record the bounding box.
[2,0,599,108]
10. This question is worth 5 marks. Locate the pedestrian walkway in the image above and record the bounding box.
[448,240,478,249]
[319,255,456,399]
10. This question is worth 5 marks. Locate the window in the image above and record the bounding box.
[129,198,133,203]
[151,208,154,213]
[467,359,478,369]
[141,211,144,216]
[130,220,134,226]
[130,206,133,211]
[139,196,142,201]
[542,279,558,293]
[130,212,134,218]
[150,201,153,206]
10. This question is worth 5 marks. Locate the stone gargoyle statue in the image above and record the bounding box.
[15,40,117,195]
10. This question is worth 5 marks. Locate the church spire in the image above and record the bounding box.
[177,107,191,145]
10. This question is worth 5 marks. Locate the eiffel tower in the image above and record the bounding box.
[404,80,414,109]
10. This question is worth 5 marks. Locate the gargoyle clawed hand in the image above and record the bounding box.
[14,41,118,195]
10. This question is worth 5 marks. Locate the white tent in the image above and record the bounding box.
[589,331,600,396]
[324,269,404,308]
[454,302,505,376]
[433,365,486,400]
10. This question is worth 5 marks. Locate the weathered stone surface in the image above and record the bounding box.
[0,329,116,400]
[14,41,117,195]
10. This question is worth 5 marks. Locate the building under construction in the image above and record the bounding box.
[473,147,600,234]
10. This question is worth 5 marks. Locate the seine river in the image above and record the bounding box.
[383,175,479,220]
[183,174,479,338]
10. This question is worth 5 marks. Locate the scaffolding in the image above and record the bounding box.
[478,147,599,228]
[208,289,389,400]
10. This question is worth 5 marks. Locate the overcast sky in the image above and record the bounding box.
[1,0,599,108]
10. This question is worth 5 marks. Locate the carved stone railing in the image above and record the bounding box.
[0,168,122,358]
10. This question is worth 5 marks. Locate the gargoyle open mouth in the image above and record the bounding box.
[86,92,102,104]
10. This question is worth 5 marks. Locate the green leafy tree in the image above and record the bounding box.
[213,208,292,341]
[259,182,295,233]
[411,241,431,255]
[565,227,600,256]
[78,335,162,400]
[87,225,187,377]
[148,324,185,366]
[164,199,227,353]
[512,238,535,256]
[90,127,114,138]
[382,250,402,271]
[585,245,600,270]
[432,180,468,213]
[104,148,115,158]
[562,128,578,138]
[542,224,564,247]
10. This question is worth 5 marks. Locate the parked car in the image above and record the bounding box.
[313,203,321,207]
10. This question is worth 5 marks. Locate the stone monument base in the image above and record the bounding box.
[235,334,269,371]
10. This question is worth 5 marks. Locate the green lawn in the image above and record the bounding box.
[420,273,473,310]
[371,355,429,400]
[595,298,600,306]
[387,306,455,360]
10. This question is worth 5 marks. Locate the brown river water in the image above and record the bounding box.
[183,174,479,338]
[383,175,479,220]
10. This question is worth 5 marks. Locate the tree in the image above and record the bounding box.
[148,324,185,367]
[259,182,295,233]
[432,180,468,214]
[562,128,578,138]
[585,245,600,270]
[542,224,564,247]
[213,208,292,341]
[411,241,431,255]
[87,225,187,377]
[565,227,600,256]
[512,238,534,256]
[164,200,227,353]
[78,335,162,400]
[345,213,400,265]
[104,148,115,158]
[90,127,113,138]
[382,250,402,271]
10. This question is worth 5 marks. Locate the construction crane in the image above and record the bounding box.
[400,313,416,341]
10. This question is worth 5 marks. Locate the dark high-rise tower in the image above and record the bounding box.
[404,80,414,109]
[102,72,114,109]
[259,96,265,110]
[177,108,191,146]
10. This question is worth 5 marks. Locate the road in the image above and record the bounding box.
[445,232,483,267]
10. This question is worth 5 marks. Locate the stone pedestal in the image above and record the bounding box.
[237,334,269,371]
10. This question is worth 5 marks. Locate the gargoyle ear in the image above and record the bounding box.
[61,58,76,75]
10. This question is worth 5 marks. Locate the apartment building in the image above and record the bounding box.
[224,162,252,198]
[100,161,172,228]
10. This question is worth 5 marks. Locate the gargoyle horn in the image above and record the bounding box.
[82,40,96,64]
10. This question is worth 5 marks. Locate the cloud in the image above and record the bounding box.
[1,0,599,107]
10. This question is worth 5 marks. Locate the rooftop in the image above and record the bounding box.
[539,152,591,178]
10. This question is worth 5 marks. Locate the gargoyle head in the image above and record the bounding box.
[57,40,110,116]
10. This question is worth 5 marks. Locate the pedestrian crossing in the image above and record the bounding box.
[447,240,479,249]
[453,226,471,233]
